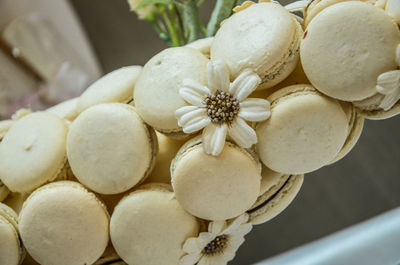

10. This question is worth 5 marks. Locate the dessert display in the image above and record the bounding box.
[0,0,399,264]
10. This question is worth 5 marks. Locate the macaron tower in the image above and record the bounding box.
[0,1,400,265]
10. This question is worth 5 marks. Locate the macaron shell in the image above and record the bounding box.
[110,185,199,265]
[46,97,79,121]
[172,142,261,221]
[258,165,287,196]
[0,112,68,192]
[256,85,348,174]
[77,66,142,113]
[67,103,156,194]
[211,2,301,89]
[185,37,214,58]
[0,215,22,265]
[248,174,304,225]
[301,1,400,101]
[19,181,109,265]
[134,47,208,133]
[386,0,400,24]
[0,119,14,141]
[145,132,185,184]
[0,181,10,202]
[353,92,400,120]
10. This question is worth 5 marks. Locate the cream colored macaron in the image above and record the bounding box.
[0,119,14,141]
[0,112,68,192]
[301,1,400,103]
[0,180,9,202]
[0,203,25,265]
[185,37,214,58]
[134,47,208,137]
[386,0,400,24]
[171,137,261,221]
[46,97,79,121]
[211,2,303,90]
[76,66,142,113]
[329,102,365,164]
[256,84,348,174]
[67,103,157,194]
[145,132,185,184]
[19,181,109,265]
[110,183,199,265]
[247,166,304,225]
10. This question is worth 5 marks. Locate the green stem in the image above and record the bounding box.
[148,17,171,45]
[168,4,185,46]
[206,0,236,37]
[176,0,204,44]
[159,5,180,46]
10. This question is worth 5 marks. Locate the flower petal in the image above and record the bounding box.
[222,213,249,235]
[239,98,271,122]
[208,220,226,235]
[180,79,209,107]
[376,70,400,95]
[284,0,309,14]
[182,237,202,254]
[176,107,207,127]
[182,116,211,134]
[197,232,215,248]
[207,60,230,93]
[232,223,253,238]
[229,69,261,101]
[228,118,257,148]
[198,257,210,265]
[379,89,400,111]
[180,253,202,265]
[202,123,228,156]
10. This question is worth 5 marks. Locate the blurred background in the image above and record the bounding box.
[1,0,399,264]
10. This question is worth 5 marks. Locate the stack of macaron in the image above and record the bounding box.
[0,1,399,264]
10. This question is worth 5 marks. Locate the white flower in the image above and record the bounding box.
[127,0,157,20]
[175,60,271,156]
[376,45,400,111]
[180,213,253,265]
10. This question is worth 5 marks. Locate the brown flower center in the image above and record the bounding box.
[204,91,240,124]
[202,235,229,256]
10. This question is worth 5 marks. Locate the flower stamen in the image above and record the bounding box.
[202,235,229,256]
[205,91,240,124]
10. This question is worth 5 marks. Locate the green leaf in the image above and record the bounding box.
[136,0,171,10]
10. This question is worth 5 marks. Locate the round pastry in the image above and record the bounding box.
[0,203,25,265]
[46,97,79,121]
[247,165,304,225]
[185,37,214,58]
[386,0,400,24]
[110,183,199,265]
[211,2,303,90]
[256,84,348,174]
[0,119,14,141]
[0,180,9,202]
[301,1,400,106]
[76,66,142,113]
[329,102,365,164]
[19,181,109,265]
[67,103,157,194]
[145,132,185,184]
[134,47,209,137]
[171,137,261,221]
[0,112,68,192]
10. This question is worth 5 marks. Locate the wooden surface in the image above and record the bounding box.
[69,1,400,264]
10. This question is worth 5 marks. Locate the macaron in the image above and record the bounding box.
[0,119,14,141]
[76,66,142,113]
[185,37,214,58]
[301,2,400,103]
[256,84,348,174]
[171,136,261,221]
[67,103,157,194]
[0,203,25,265]
[145,132,185,184]
[386,0,400,24]
[329,102,365,164]
[46,97,79,121]
[247,166,304,225]
[0,180,9,202]
[19,181,109,265]
[134,47,209,137]
[211,2,303,90]
[0,112,68,192]
[110,183,199,265]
